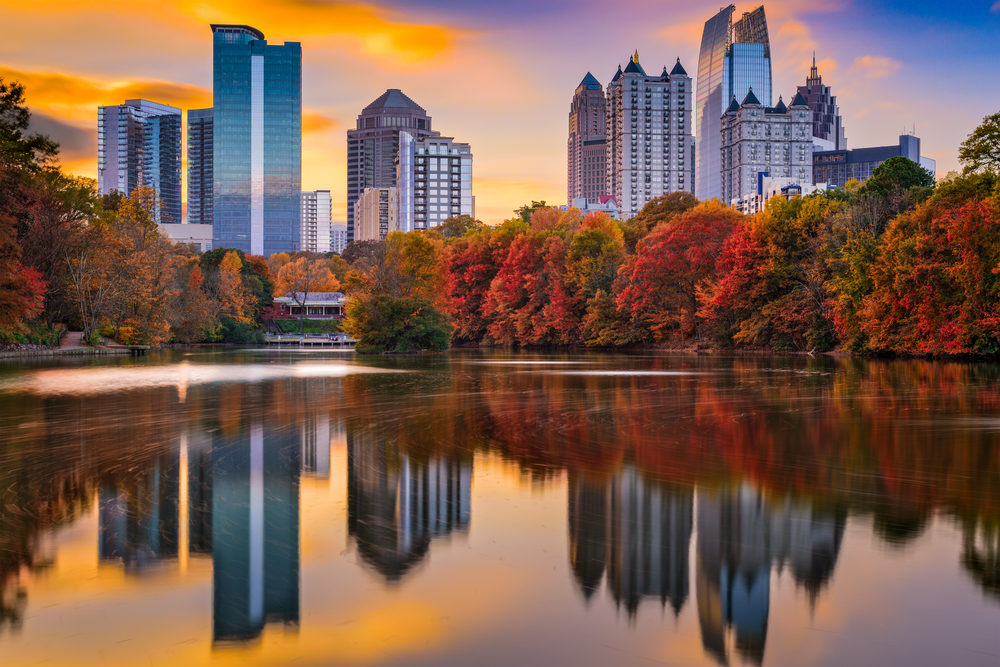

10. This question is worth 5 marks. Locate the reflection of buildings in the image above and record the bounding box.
[568,469,692,615]
[347,427,471,581]
[99,452,180,570]
[96,421,304,643]
[301,414,331,479]
[696,485,845,665]
[212,423,301,642]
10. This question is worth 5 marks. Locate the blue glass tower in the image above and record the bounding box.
[696,5,771,202]
[211,24,301,256]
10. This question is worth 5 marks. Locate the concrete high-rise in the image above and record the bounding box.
[797,55,847,151]
[696,5,772,202]
[211,24,301,255]
[567,73,608,205]
[300,190,331,253]
[397,132,473,232]
[97,99,181,224]
[354,187,398,242]
[606,52,694,218]
[187,108,213,225]
[346,90,433,243]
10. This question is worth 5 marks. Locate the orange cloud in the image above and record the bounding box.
[178,0,462,65]
[851,55,902,79]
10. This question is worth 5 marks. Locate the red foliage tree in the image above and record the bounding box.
[617,201,742,342]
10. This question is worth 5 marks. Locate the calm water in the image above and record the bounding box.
[0,349,998,666]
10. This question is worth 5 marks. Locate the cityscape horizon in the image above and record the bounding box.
[4,0,998,226]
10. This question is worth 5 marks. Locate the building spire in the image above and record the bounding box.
[633,49,640,64]
[807,52,821,87]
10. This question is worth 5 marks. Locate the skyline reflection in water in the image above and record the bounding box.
[0,350,998,666]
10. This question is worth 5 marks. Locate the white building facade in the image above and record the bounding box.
[606,52,694,219]
[300,190,332,253]
[330,223,348,254]
[397,132,473,233]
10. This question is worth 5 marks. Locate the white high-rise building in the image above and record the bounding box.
[606,51,694,218]
[397,132,473,232]
[330,223,348,254]
[300,190,332,253]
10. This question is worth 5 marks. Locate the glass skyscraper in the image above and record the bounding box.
[211,24,301,256]
[695,5,771,202]
[187,108,213,225]
[97,99,181,224]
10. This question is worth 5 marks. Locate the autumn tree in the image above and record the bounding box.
[275,256,340,333]
[622,191,699,252]
[435,214,483,239]
[617,200,742,343]
[343,231,452,353]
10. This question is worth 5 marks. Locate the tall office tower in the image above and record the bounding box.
[300,190,331,253]
[354,187,399,242]
[720,90,813,206]
[211,24,302,256]
[330,223,348,254]
[346,89,433,243]
[97,99,181,223]
[797,55,847,151]
[606,52,694,218]
[567,72,608,204]
[696,4,772,201]
[187,108,213,225]
[397,132,473,232]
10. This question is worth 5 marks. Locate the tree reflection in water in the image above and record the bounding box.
[0,352,998,662]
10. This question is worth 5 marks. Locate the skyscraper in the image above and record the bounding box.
[606,52,694,218]
[187,107,213,225]
[567,73,608,205]
[797,55,847,151]
[696,5,772,202]
[397,131,473,232]
[346,90,433,243]
[97,99,181,223]
[211,24,302,256]
[300,190,331,253]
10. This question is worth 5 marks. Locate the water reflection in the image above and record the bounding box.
[348,423,472,581]
[695,486,845,665]
[0,351,999,666]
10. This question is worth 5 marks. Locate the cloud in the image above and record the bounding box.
[992,1,1000,13]
[303,111,341,134]
[851,55,902,79]
[178,0,464,65]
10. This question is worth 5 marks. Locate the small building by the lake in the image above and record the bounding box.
[273,292,345,319]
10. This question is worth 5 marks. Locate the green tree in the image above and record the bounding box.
[0,78,58,172]
[959,112,1000,175]
[514,201,547,223]
[435,214,483,239]
[858,156,935,199]
[345,295,453,354]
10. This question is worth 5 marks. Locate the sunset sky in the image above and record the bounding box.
[3,0,998,224]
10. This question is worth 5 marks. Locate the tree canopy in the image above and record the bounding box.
[959,111,1000,175]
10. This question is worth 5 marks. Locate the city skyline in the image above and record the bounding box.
[3,0,999,224]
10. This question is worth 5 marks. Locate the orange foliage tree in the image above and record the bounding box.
[274,256,340,333]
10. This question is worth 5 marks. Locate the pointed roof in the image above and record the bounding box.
[670,57,687,76]
[789,90,809,107]
[579,72,601,89]
[741,87,761,106]
[623,54,645,76]
[772,96,787,113]
[611,65,623,82]
[363,89,424,113]
[661,66,670,79]
[725,95,740,114]
[633,49,640,63]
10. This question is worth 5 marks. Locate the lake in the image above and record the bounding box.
[0,349,998,666]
